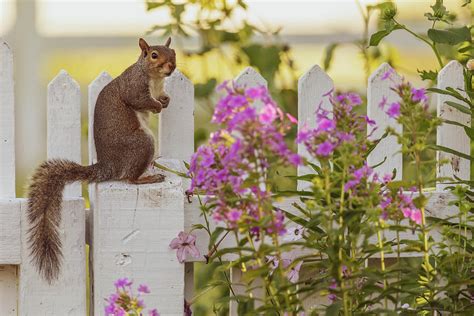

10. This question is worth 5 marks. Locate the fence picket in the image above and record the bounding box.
[367,63,403,180]
[159,70,194,161]
[297,65,334,189]
[88,71,113,164]
[436,60,470,190]
[47,70,82,197]
[0,41,15,198]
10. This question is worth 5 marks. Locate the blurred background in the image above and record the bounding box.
[1,1,472,314]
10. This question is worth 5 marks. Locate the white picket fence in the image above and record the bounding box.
[0,39,470,315]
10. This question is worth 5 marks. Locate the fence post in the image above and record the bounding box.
[367,63,403,180]
[0,40,15,198]
[19,70,86,315]
[92,69,192,316]
[436,60,470,191]
[0,40,20,316]
[297,65,334,190]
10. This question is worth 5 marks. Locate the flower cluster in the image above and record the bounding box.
[380,187,422,225]
[188,83,300,236]
[297,92,373,159]
[105,278,159,316]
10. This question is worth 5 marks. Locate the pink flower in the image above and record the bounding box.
[386,102,400,118]
[169,231,201,263]
[410,209,422,225]
[259,104,278,124]
[286,113,298,124]
[138,284,151,294]
[287,261,303,283]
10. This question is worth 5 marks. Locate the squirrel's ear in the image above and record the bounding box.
[165,37,171,48]
[139,38,150,52]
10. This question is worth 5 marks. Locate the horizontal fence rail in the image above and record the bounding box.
[0,38,470,315]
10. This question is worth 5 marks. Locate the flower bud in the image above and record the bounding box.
[467,59,474,71]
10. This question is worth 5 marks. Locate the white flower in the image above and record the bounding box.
[284,225,306,242]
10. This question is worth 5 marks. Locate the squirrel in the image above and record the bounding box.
[26,37,176,283]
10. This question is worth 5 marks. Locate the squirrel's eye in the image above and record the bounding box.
[151,52,158,59]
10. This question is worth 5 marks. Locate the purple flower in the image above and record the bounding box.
[378,96,388,109]
[169,231,201,263]
[245,86,267,99]
[386,102,400,118]
[114,278,132,289]
[226,209,242,222]
[411,88,428,103]
[381,68,394,80]
[317,118,336,132]
[138,284,151,294]
[149,309,160,316]
[316,141,335,157]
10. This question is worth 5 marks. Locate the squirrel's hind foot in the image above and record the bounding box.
[129,174,165,185]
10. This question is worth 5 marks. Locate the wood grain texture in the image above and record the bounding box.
[19,198,86,316]
[47,70,82,197]
[88,71,113,165]
[367,63,403,180]
[159,70,194,161]
[0,41,15,198]
[0,199,21,264]
[92,172,185,316]
[297,65,334,190]
[0,265,17,316]
[436,60,470,190]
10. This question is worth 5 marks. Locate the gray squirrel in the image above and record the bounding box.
[27,38,176,283]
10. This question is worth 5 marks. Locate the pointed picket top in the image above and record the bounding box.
[296,65,334,189]
[235,67,267,88]
[47,70,82,197]
[436,60,470,190]
[159,69,195,161]
[0,39,15,198]
[48,69,80,90]
[367,63,403,180]
[88,71,113,164]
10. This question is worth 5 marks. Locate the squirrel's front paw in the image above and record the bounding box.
[159,95,170,108]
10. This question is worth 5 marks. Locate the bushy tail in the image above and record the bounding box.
[27,159,109,283]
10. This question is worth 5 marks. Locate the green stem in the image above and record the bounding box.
[393,19,444,68]
[377,220,388,310]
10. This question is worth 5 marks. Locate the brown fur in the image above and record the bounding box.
[27,38,176,283]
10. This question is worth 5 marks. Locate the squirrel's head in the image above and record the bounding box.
[138,37,176,78]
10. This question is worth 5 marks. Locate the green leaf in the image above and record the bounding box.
[369,25,402,46]
[323,43,338,71]
[443,119,474,140]
[427,27,472,45]
[445,101,471,115]
[326,301,342,316]
[431,144,474,161]
[418,69,438,81]
[462,0,472,7]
